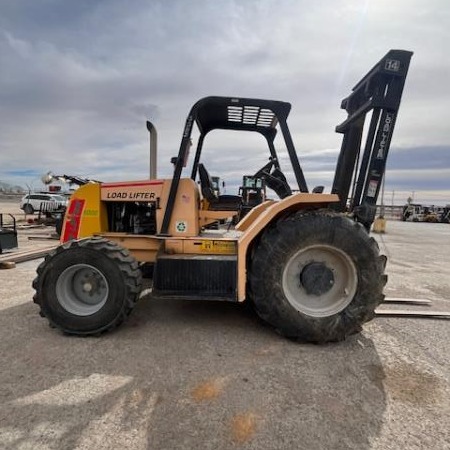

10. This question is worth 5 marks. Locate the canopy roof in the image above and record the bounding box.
[190,96,292,140]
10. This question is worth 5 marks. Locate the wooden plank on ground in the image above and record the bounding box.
[28,235,59,241]
[375,309,450,318]
[384,297,432,305]
[0,245,56,264]
[17,224,46,229]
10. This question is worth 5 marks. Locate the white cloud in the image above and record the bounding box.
[0,0,449,203]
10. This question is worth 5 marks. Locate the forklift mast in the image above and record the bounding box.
[332,49,413,229]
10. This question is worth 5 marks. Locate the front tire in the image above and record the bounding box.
[33,237,142,335]
[249,210,386,343]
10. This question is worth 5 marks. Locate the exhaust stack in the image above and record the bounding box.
[146,121,157,179]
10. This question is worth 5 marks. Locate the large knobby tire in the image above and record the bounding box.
[33,237,142,335]
[249,210,387,343]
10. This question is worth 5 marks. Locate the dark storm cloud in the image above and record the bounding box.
[298,146,450,172]
[389,146,450,170]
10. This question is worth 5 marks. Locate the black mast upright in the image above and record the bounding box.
[331,49,413,229]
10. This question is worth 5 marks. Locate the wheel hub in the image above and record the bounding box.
[300,262,334,296]
[56,264,109,316]
[83,282,93,293]
[282,244,358,318]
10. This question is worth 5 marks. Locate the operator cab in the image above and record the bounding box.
[197,163,241,211]
[161,96,310,235]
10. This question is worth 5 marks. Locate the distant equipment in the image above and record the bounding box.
[0,214,18,254]
[41,172,97,187]
[402,204,448,223]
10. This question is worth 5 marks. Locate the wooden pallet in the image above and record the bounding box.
[0,245,56,267]
[27,235,59,241]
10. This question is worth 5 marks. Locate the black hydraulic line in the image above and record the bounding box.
[190,134,205,180]
[348,145,361,210]
[267,140,281,170]
[279,119,308,192]
[352,108,381,208]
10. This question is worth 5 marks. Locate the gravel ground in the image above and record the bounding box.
[0,214,449,450]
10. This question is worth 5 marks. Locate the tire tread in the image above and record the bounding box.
[33,237,142,335]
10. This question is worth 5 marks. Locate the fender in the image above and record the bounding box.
[236,193,339,300]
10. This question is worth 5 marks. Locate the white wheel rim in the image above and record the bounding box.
[282,244,358,317]
[56,264,109,316]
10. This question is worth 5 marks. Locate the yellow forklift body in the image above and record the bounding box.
[60,183,108,242]
[61,179,338,302]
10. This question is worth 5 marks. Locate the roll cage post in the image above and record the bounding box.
[160,114,195,235]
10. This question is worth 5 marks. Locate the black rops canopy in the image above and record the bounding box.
[190,96,292,141]
[160,96,308,235]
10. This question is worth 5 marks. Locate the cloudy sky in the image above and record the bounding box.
[0,0,449,205]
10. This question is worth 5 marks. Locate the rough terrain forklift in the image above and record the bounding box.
[33,50,412,343]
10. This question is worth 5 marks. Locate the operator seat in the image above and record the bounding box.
[198,163,242,211]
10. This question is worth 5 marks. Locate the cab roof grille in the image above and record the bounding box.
[227,106,277,128]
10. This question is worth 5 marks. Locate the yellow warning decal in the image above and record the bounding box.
[83,209,99,217]
[200,240,236,254]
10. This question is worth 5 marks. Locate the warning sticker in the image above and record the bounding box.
[200,240,236,254]
[367,180,378,198]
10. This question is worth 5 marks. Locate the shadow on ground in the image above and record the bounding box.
[0,293,387,449]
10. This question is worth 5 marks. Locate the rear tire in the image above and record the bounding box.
[249,210,386,343]
[33,237,142,335]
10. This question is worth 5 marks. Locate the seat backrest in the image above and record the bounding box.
[198,164,218,203]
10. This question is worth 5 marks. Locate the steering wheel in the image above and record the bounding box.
[253,159,275,178]
[252,159,292,199]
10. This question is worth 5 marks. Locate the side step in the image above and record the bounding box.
[153,253,237,301]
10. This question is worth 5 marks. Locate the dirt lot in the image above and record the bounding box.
[0,199,449,450]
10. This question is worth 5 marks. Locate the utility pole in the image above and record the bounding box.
[391,190,395,219]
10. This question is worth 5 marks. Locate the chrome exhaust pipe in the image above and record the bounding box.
[146,121,157,179]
